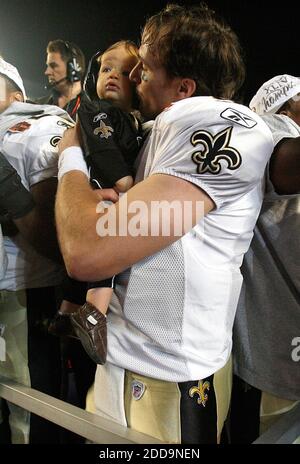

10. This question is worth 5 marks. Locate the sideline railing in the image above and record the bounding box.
[1,376,299,444]
[253,402,300,444]
[0,376,163,444]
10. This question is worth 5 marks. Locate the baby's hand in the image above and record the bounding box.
[114,175,134,193]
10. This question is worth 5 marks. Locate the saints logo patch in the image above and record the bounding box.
[189,380,210,407]
[191,127,241,175]
[94,120,114,139]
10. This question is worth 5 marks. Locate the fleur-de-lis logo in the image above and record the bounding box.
[189,380,210,407]
[191,127,241,174]
[94,120,114,139]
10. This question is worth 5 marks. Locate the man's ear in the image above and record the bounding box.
[178,78,196,99]
[9,91,24,103]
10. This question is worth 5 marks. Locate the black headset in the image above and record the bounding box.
[64,41,82,83]
[83,50,101,101]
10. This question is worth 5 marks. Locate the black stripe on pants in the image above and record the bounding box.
[178,374,217,444]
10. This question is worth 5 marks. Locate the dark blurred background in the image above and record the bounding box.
[0,0,296,103]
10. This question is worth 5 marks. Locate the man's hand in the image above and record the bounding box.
[58,122,82,156]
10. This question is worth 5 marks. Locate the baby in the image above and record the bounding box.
[51,40,143,365]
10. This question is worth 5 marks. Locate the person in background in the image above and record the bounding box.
[0,152,36,369]
[0,57,73,443]
[231,74,300,443]
[36,39,85,119]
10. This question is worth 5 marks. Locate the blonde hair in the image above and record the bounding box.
[97,40,138,66]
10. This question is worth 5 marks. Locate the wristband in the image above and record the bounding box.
[58,147,89,181]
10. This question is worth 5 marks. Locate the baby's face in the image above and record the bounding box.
[96,45,138,112]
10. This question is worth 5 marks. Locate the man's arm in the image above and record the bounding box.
[269,137,300,194]
[56,170,214,282]
[15,177,62,263]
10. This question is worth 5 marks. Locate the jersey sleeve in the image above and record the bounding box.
[148,104,273,209]
[24,117,66,187]
[263,114,300,146]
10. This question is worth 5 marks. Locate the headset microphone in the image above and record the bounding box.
[44,76,68,90]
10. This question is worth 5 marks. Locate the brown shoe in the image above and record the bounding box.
[70,302,107,364]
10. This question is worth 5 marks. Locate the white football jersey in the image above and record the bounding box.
[106,97,274,382]
[0,103,73,290]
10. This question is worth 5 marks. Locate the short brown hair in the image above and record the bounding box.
[47,39,86,78]
[142,3,245,101]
